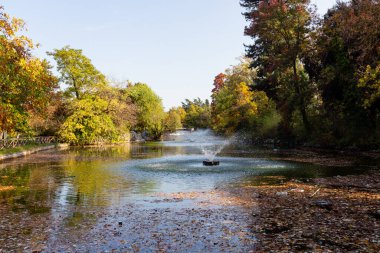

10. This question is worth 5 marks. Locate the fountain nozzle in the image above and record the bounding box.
[203,160,220,166]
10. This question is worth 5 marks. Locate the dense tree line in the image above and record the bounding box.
[2,1,379,148]
[209,0,379,148]
[163,98,211,132]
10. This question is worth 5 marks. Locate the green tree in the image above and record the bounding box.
[181,98,211,129]
[49,48,139,144]
[0,7,57,134]
[48,46,106,100]
[164,107,183,132]
[126,83,165,140]
[58,98,118,145]
[98,84,138,137]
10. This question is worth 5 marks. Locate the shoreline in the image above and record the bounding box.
[0,144,68,162]
[224,146,380,167]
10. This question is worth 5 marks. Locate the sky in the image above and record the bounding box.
[3,0,336,110]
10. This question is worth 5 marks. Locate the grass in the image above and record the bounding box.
[0,143,53,156]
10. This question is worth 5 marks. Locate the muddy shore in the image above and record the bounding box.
[228,171,380,252]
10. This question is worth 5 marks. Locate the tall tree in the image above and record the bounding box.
[241,0,316,133]
[126,83,165,139]
[49,48,138,143]
[0,7,57,134]
[48,46,106,100]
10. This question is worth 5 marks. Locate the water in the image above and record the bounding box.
[169,129,230,161]
[0,130,377,252]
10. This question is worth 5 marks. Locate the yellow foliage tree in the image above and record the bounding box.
[211,58,279,136]
[358,62,380,109]
[0,6,57,134]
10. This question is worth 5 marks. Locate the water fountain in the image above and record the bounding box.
[163,129,231,166]
[199,132,231,166]
[201,144,221,166]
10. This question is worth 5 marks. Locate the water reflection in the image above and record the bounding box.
[0,134,376,214]
[0,164,58,214]
[0,144,158,215]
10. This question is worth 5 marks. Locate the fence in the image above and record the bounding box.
[0,136,57,149]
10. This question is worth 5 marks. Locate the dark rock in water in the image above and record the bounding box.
[203,160,220,166]
[130,131,145,142]
[314,200,333,210]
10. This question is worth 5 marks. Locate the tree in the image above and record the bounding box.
[164,107,183,132]
[126,83,165,140]
[49,48,139,143]
[305,0,380,146]
[358,62,380,109]
[48,46,106,100]
[212,82,259,134]
[0,7,57,134]
[98,84,138,136]
[212,73,226,94]
[241,0,317,133]
[211,59,278,135]
[58,98,118,145]
[27,91,68,136]
[181,98,211,129]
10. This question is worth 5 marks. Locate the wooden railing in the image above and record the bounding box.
[0,136,57,149]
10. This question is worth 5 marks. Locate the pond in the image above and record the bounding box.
[0,130,376,252]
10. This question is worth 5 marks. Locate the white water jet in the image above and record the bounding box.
[167,129,235,164]
[189,129,235,162]
[201,139,229,162]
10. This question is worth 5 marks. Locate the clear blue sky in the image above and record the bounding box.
[3,0,335,110]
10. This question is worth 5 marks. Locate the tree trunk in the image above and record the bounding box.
[292,59,310,133]
[71,77,80,99]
